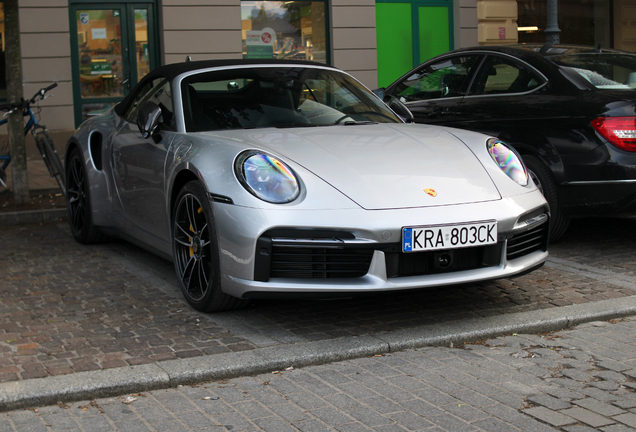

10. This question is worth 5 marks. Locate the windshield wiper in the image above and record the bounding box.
[343,120,376,125]
[273,123,319,129]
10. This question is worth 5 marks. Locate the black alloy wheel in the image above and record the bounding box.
[523,154,570,242]
[172,181,248,312]
[66,147,105,243]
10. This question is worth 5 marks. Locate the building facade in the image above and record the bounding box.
[0,0,633,143]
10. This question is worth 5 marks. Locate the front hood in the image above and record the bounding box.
[208,124,501,210]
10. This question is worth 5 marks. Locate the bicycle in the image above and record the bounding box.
[0,83,65,196]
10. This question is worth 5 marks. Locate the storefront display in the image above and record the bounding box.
[241,1,327,63]
[517,0,611,47]
[77,10,125,99]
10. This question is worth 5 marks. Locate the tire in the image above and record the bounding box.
[172,181,249,312]
[35,130,66,196]
[66,146,106,244]
[523,155,570,241]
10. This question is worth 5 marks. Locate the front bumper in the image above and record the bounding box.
[212,191,549,299]
[223,247,547,299]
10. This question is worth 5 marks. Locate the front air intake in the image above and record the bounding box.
[270,245,374,279]
[506,222,548,261]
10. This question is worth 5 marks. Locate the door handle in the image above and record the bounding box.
[428,111,456,119]
[120,76,131,91]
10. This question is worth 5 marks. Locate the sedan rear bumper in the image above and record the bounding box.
[560,179,636,217]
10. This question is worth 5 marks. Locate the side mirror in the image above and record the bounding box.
[372,88,386,99]
[137,101,163,140]
[386,95,414,123]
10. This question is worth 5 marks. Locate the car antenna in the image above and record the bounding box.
[594,44,602,53]
[185,55,192,62]
[539,43,553,55]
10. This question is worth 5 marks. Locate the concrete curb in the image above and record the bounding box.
[2,295,636,412]
[0,208,66,226]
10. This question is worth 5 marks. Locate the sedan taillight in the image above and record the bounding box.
[591,117,636,151]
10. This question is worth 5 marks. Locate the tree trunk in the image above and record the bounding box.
[5,0,28,204]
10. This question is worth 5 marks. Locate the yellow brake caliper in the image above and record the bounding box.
[188,207,204,258]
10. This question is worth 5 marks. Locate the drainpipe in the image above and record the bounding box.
[545,0,561,43]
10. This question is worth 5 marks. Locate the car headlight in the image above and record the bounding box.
[487,138,528,186]
[235,151,300,203]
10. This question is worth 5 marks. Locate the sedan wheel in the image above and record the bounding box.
[66,147,106,243]
[523,155,570,242]
[172,181,248,312]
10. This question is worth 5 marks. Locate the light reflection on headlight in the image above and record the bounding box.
[235,151,300,203]
[487,138,528,186]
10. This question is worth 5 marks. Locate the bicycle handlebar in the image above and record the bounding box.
[0,83,58,112]
[29,83,58,104]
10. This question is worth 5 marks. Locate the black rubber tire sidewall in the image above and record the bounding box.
[523,154,570,241]
[66,147,105,244]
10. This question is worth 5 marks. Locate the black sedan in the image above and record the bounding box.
[377,44,636,240]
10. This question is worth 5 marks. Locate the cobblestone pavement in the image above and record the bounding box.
[3,316,636,431]
[3,159,60,191]
[1,217,636,383]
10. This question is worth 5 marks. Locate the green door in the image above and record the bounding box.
[376,1,453,88]
[70,3,159,126]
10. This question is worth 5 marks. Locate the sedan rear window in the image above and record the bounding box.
[549,54,636,90]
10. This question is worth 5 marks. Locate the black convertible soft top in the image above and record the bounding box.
[115,58,337,116]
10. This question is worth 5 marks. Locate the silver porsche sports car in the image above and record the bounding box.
[65,59,549,312]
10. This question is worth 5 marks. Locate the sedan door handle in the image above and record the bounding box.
[428,111,457,118]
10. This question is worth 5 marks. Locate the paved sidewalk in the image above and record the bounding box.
[3,317,636,431]
[3,158,60,191]
[2,216,636,414]
[0,159,67,225]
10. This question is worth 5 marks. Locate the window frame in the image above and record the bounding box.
[393,54,485,103]
[465,54,549,98]
[123,76,175,131]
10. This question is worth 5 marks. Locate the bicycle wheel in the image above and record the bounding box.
[34,129,66,196]
[0,167,7,194]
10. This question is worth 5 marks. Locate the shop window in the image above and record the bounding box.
[241,1,327,63]
[517,0,611,47]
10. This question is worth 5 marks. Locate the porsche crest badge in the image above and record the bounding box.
[424,188,437,197]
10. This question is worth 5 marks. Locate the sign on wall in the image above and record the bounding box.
[245,27,276,59]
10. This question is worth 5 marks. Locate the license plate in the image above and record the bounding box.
[402,221,497,252]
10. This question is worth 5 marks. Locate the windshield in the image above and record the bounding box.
[181,67,401,132]
[548,53,636,90]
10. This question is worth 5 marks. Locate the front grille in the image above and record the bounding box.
[385,243,503,278]
[270,246,374,279]
[254,220,547,282]
[506,222,548,261]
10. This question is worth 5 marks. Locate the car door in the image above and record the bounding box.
[112,77,176,243]
[386,54,485,124]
